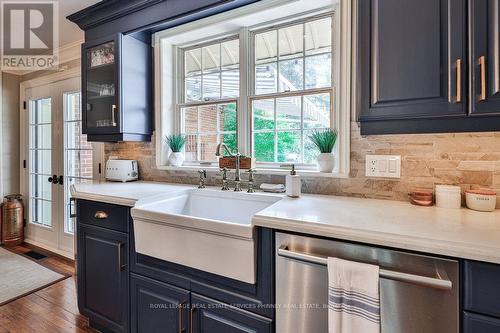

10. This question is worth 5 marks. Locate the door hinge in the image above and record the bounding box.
[23,101,26,110]
[98,163,102,174]
[23,160,26,169]
[23,218,26,227]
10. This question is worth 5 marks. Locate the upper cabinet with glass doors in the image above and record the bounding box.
[82,33,152,142]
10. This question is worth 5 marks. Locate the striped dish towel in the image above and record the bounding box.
[328,257,381,333]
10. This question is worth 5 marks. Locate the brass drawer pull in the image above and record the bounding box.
[456,59,462,103]
[179,302,187,333]
[94,211,108,219]
[479,55,486,101]
[190,306,196,333]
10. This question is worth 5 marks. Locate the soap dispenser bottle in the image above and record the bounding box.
[286,164,301,198]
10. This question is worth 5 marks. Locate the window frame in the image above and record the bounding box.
[178,98,239,164]
[155,0,352,177]
[248,12,335,168]
[177,35,241,165]
[180,35,241,104]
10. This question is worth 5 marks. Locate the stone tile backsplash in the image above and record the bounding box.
[104,123,500,202]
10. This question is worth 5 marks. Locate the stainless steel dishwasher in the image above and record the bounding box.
[275,232,459,333]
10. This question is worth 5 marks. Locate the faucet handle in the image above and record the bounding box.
[198,170,207,189]
[246,168,256,182]
[220,168,230,191]
[220,168,228,180]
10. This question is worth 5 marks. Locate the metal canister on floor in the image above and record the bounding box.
[1,194,24,246]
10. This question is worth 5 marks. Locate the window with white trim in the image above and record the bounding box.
[157,0,352,176]
[251,16,333,165]
[180,38,239,162]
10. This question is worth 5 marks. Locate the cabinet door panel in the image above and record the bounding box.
[131,274,190,333]
[82,34,121,135]
[77,224,128,333]
[470,0,500,114]
[375,0,441,103]
[359,0,466,120]
[191,294,272,333]
[463,312,500,333]
[463,260,500,317]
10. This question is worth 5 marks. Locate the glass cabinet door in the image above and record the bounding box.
[85,41,118,130]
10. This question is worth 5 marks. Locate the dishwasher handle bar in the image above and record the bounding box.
[278,245,453,291]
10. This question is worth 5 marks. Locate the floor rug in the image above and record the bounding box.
[0,247,67,306]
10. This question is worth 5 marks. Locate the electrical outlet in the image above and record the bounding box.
[369,159,377,173]
[365,155,401,178]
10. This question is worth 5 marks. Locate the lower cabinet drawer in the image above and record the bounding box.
[78,199,129,233]
[130,273,190,333]
[191,293,273,333]
[463,260,500,317]
[463,312,500,333]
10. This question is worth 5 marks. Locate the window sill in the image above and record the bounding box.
[156,165,350,178]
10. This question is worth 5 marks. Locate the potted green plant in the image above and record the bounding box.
[165,134,186,167]
[309,129,338,172]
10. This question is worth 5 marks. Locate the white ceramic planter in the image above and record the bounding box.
[168,152,185,167]
[317,153,334,173]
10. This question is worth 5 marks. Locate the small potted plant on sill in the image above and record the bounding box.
[165,134,186,167]
[309,129,338,173]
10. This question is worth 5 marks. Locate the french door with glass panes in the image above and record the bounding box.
[25,77,101,258]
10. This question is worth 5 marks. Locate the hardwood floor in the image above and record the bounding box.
[0,244,98,333]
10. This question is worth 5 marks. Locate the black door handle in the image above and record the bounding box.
[57,175,64,185]
[48,175,58,183]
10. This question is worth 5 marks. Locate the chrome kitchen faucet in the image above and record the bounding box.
[215,143,242,191]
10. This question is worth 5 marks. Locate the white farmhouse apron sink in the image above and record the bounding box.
[131,189,282,284]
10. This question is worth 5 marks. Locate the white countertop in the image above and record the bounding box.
[72,181,500,264]
[253,194,500,264]
[71,181,191,206]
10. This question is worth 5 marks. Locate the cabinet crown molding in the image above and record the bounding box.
[67,0,165,30]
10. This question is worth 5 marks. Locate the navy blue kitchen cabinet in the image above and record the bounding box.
[462,260,500,333]
[75,198,275,333]
[359,0,500,135]
[463,312,500,333]
[358,0,468,134]
[68,0,263,143]
[130,275,273,333]
[82,33,152,142]
[191,293,273,333]
[463,260,500,318]
[130,273,190,333]
[130,225,275,320]
[469,0,500,115]
[77,221,129,333]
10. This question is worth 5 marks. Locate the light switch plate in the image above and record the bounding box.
[365,155,401,178]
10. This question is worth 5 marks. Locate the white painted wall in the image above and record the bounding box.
[0,72,21,198]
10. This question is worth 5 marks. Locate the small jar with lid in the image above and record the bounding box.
[435,185,462,209]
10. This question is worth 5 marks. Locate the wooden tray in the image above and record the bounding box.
[218,156,255,170]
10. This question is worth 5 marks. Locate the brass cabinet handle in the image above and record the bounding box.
[189,307,196,333]
[479,56,486,101]
[178,302,186,333]
[117,242,126,271]
[456,59,462,103]
[94,211,108,219]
